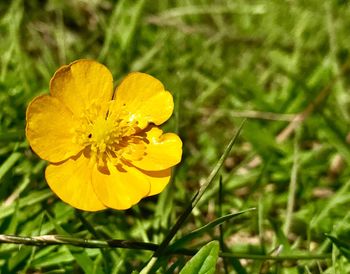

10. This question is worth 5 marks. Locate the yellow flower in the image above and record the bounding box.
[26,60,182,211]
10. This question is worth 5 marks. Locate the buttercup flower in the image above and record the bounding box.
[26,60,182,211]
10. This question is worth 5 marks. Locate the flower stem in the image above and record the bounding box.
[0,234,331,261]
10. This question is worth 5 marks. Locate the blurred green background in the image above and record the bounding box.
[1,0,350,273]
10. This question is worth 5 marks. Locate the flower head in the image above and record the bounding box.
[26,60,182,211]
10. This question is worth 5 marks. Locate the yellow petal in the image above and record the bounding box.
[50,60,113,116]
[141,168,172,196]
[130,127,182,171]
[45,153,106,211]
[26,95,83,163]
[114,72,174,129]
[91,163,150,210]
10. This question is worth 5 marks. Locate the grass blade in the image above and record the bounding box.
[169,208,255,251]
[0,152,21,182]
[179,241,219,274]
[141,120,245,273]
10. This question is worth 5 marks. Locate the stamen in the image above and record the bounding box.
[73,102,143,169]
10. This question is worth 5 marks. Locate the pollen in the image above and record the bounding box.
[73,103,140,167]
[90,116,116,153]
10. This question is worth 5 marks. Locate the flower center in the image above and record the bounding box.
[90,116,118,153]
[74,102,142,167]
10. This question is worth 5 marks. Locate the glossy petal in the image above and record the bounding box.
[130,127,182,171]
[26,95,83,163]
[45,153,106,211]
[114,72,174,129]
[91,163,151,210]
[141,168,172,196]
[50,60,113,116]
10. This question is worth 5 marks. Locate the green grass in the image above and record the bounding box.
[1,0,350,273]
